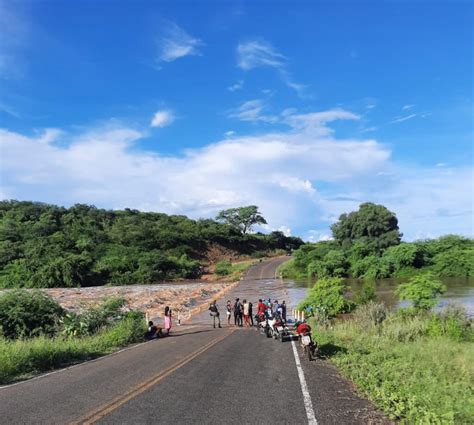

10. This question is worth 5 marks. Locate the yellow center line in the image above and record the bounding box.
[73,329,235,425]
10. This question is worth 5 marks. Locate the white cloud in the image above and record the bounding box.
[402,104,415,110]
[228,80,244,92]
[391,113,417,124]
[1,110,471,241]
[156,23,202,63]
[228,99,278,123]
[236,39,306,96]
[150,110,175,128]
[237,40,285,70]
[224,131,235,137]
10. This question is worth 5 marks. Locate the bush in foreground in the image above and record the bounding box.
[0,312,146,384]
[0,290,64,339]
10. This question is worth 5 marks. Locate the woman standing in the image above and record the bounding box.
[226,300,232,325]
[164,306,172,336]
[243,299,250,327]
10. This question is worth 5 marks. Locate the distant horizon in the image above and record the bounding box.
[1,0,472,242]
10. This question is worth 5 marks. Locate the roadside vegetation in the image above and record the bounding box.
[280,203,473,280]
[293,203,473,423]
[0,290,146,384]
[0,201,302,288]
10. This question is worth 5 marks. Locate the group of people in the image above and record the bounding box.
[145,306,173,339]
[208,298,287,328]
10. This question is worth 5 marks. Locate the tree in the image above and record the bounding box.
[396,273,446,311]
[297,277,352,318]
[331,202,402,253]
[215,205,267,234]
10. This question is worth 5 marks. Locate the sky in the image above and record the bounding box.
[0,0,473,241]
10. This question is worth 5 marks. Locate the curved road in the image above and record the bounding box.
[0,258,388,425]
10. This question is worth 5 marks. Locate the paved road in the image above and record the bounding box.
[0,258,388,425]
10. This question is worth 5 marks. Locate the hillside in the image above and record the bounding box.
[0,200,302,288]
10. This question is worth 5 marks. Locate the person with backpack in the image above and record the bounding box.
[209,300,222,328]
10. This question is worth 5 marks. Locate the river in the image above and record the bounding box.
[284,276,474,316]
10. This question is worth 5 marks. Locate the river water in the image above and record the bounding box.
[284,277,474,316]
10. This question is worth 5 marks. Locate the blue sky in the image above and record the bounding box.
[1,0,473,241]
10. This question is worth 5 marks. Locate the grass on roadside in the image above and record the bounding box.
[214,259,257,281]
[0,314,146,385]
[313,306,474,424]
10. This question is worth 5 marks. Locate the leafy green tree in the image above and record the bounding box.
[432,249,474,277]
[298,277,352,318]
[216,205,267,234]
[396,273,447,311]
[307,250,348,278]
[331,202,402,253]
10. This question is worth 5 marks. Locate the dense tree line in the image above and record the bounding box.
[0,201,303,288]
[286,203,474,279]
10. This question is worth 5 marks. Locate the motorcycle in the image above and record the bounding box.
[299,331,318,361]
[269,314,290,342]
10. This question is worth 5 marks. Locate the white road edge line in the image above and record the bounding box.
[291,339,318,425]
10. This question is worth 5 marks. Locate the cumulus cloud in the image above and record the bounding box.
[1,110,471,240]
[156,23,202,63]
[150,110,175,128]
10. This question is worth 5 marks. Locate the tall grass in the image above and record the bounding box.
[0,315,146,385]
[314,304,474,423]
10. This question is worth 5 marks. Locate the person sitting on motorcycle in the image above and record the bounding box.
[296,321,311,336]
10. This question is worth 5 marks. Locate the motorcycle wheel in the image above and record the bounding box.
[307,345,313,361]
[279,333,283,343]
[266,327,272,338]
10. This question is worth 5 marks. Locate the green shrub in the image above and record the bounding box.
[396,273,446,311]
[433,248,474,277]
[298,277,353,318]
[215,260,232,276]
[427,304,473,341]
[0,290,64,339]
[307,250,348,278]
[355,280,376,305]
[353,301,388,328]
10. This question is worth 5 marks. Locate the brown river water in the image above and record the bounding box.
[284,276,474,316]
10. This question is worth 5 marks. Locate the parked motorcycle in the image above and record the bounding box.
[300,332,318,361]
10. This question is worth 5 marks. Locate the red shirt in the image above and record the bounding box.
[257,302,267,314]
[297,323,311,335]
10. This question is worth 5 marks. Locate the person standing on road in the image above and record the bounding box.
[281,300,287,322]
[243,299,250,327]
[209,300,222,328]
[164,306,172,336]
[226,300,232,325]
[248,301,254,326]
[234,298,243,327]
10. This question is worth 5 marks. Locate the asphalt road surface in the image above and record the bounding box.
[0,258,389,425]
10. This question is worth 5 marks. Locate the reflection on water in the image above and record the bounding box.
[284,277,474,316]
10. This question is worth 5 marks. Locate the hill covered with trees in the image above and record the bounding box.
[0,201,302,288]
